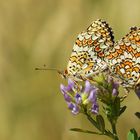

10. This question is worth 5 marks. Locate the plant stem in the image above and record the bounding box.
[110,121,119,140]
[111,122,117,135]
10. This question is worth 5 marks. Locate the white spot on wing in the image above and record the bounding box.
[120,68,125,74]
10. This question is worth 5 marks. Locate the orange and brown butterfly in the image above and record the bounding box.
[105,27,140,96]
[36,19,114,82]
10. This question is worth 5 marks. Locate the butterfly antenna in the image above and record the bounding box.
[35,67,61,72]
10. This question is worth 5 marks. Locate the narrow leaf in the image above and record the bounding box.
[70,128,101,135]
[96,115,105,132]
[105,130,114,138]
[119,106,127,116]
[86,114,99,130]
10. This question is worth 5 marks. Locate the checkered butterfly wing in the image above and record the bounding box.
[106,27,140,88]
[66,19,114,81]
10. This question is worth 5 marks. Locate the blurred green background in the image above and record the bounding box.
[0,0,140,140]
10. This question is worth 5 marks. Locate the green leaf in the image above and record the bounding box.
[96,115,105,132]
[127,128,138,140]
[70,128,101,135]
[114,97,121,116]
[119,106,127,116]
[138,137,140,140]
[86,114,99,129]
[135,112,140,119]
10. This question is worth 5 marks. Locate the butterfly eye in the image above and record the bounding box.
[64,69,68,74]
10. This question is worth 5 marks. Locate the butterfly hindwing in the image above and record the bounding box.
[106,27,140,88]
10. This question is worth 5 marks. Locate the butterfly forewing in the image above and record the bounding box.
[106,27,140,88]
[67,19,114,81]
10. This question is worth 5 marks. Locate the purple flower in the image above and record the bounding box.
[88,89,97,103]
[112,81,119,96]
[60,79,75,94]
[63,92,71,102]
[60,79,99,115]
[67,79,75,91]
[108,76,119,96]
[112,88,118,96]
[91,103,99,114]
[87,89,99,114]
[60,84,72,102]
[68,102,80,115]
[112,81,119,89]
[84,80,92,93]
[75,93,82,104]
[60,84,67,94]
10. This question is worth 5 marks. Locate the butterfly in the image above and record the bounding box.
[35,20,140,97]
[59,19,114,81]
[105,27,140,95]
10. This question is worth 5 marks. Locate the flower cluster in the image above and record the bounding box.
[60,75,121,116]
[60,79,99,115]
[59,75,136,140]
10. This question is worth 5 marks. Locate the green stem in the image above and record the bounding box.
[110,121,119,140]
[111,122,117,135]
